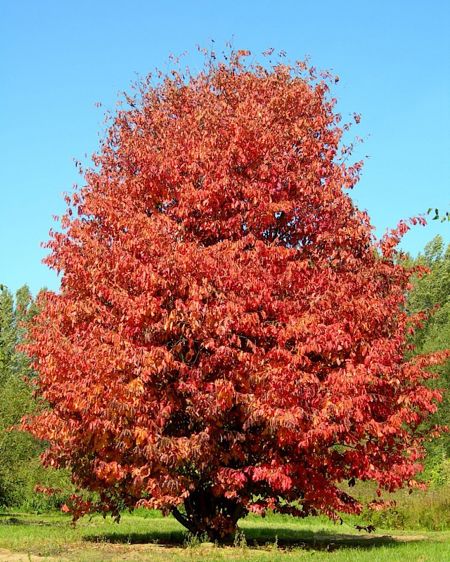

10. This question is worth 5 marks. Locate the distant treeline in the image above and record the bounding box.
[0,235,449,511]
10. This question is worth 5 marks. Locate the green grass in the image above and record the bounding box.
[0,511,449,561]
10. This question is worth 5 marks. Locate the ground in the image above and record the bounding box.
[0,511,449,561]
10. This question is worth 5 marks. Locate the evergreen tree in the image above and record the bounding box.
[0,288,16,384]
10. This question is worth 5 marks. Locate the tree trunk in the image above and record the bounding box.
[171,488,247,542]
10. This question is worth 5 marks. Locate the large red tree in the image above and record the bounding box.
[24,51,446,539]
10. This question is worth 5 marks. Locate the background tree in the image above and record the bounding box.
[407,235,450,482]
[0,285,37,506]
[0,285,69,508]
[0,288,16,384]
[24,51,448,540]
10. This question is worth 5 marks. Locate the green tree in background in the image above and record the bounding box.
[407,235,450,483]
[0,287,16,383]
[0,285,38,505]
[0,285,70,508]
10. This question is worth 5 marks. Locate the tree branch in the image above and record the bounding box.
[171,507,197,535]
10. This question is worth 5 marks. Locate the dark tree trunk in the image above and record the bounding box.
[171,488,247,542]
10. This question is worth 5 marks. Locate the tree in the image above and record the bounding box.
[0,287,16,385]
[0,285,39,505]
[407,236,450,471]
[24,51,448,540]
[0,285,70,509]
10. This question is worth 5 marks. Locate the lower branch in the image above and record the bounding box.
[171,507,197,535]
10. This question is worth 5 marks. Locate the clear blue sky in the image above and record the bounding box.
[1,0,449,294]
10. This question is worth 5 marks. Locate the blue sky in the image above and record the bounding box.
[1,0,449,294]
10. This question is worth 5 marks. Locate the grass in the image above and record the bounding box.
[0,511,449,561]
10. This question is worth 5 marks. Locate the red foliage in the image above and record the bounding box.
[23,51,447,539]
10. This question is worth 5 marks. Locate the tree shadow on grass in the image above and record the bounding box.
[0,514,424,552]
[244,527,411,551]
[84,529,186,546]
[0,515,54,526]
[83,525,424,551]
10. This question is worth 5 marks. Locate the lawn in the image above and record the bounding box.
[0,511,449,561]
